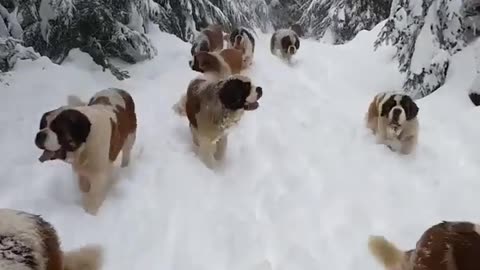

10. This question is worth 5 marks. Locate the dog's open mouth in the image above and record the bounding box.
[39,149,65,163]
[244,102,259,111]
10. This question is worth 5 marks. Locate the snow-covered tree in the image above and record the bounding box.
[0,37,39,72]
[153,0,273,42]
[298,0,392,44]
[375,0,466,98]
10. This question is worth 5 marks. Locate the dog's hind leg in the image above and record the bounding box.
[214,135,228,161]
[121,132,136,167]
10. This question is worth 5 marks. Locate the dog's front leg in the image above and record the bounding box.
[214,135,228,161]
[198,137,216,170]
[81,170,111,216]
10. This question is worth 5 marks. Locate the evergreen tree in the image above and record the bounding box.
[375,0,466,99]
[298,0,391,44]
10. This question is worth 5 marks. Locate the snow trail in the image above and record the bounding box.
[0,24,479,270]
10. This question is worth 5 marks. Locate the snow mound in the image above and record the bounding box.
[0,23,479,270]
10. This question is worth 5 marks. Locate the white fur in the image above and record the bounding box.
[43,129,61,151]
[0,209,46,270]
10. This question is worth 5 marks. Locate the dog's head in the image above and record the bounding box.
[218,75,263,111]
[190,39,210,56]
[281,34,299,55]
[379,93,419,129]
[189,51,222,74]
[230,28,252,49]
[35,108,91,162]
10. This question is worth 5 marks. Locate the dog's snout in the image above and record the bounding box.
[391,108,402,122]
[188,60,193,67]
[35,131,47,148]
[256,87,263,99]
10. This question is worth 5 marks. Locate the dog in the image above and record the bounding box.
[270,28,300,62]
[226,27,255,67]
[174,74,262,169]
[190,24,224,56]
[368,221,480,270]
[34,88,137,215]
[0,208,102,270]
[365,92,419,155]
[189,48,244,79]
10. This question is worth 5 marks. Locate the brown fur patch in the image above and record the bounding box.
[203,24,224,52]
[108,90,137,162]
[411,222,480,270]
[218,48,243,74]
[194,52,222,74]
[186,79,206,129]
[36,216,63,270]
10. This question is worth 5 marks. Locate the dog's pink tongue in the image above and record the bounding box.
[39,150,55,163]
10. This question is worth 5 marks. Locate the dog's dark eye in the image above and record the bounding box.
[40,111,52,129]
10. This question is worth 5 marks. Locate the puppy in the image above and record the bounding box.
[0,208,102,270]
[227,27,255,67]
[368,221,480,270]
[189,48,244,79]
[179,74,262,169]
[190,24,224,56]
[270,28,300,62]
[35,88,137,215]
[365,92,419,155]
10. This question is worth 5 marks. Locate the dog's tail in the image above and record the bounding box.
[368,235,405,269]
[67,95,87,106]
[172,94,187,116]
[63,244,103,270]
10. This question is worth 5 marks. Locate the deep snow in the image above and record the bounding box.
[1,22,480,270]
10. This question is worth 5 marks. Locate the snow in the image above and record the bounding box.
[1,21,480,270]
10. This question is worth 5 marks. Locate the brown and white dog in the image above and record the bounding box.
[34,88,137,215]
[368,221,480,270]
[365,92,419,155]
[270,28,300,62]
[174,74,263,169]
[226,27,255,68]
[0,208,102,270]
[190,24,224,56]
[189,48,244,79]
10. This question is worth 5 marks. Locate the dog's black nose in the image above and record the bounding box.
[188,60,193,67]
[256,87,263,99]
[392,108,402,121]
[35,132,46,148]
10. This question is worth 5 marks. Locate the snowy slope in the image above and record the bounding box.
[1,22,480,270]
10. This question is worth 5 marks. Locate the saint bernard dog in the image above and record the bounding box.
[190,24,224,56]
[189,48,244,79]
[368,221,480,270]
[173,74,263,169]
[270,28,300,62]
[34,88,137,215]
[226,27,255,68]
[365,92,419,155]
[0,208,102,270]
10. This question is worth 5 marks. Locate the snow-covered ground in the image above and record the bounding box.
[1,22,479,270]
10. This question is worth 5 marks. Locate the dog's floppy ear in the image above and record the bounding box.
[401,95,419,120]
[294,35,300,49]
